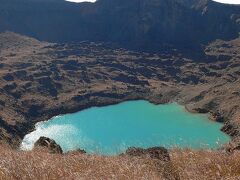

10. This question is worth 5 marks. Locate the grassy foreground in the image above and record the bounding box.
[0,145,239,179]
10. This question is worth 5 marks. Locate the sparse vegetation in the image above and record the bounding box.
[171,149,240,179]
[0,146,161,180]
[0,145,239,179]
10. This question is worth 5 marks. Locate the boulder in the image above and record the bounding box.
[67,148,87,155]
[226,143,240,153]
[125,147,170,162]
[75,148,87,154]
[34,136,63,154]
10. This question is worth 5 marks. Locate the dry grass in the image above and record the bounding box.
[0,145,239,180]
[0,146,162,180]
[170,149,240,180]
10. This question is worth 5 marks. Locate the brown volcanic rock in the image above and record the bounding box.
[34,136,63,154]
[125,147,170,162]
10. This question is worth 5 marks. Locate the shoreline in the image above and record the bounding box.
[19,97,233,153]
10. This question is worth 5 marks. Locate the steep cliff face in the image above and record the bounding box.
[0,0,239,52]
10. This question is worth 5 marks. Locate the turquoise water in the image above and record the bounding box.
[21,100,230,155]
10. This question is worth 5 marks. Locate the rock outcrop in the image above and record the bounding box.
[34,137,63,154]
[125,147,170,162]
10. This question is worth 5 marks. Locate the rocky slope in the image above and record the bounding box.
[0,32,239,147]
[0,0,239,52]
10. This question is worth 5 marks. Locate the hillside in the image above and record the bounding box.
[0,32,239,147]
[0,0,239,52]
